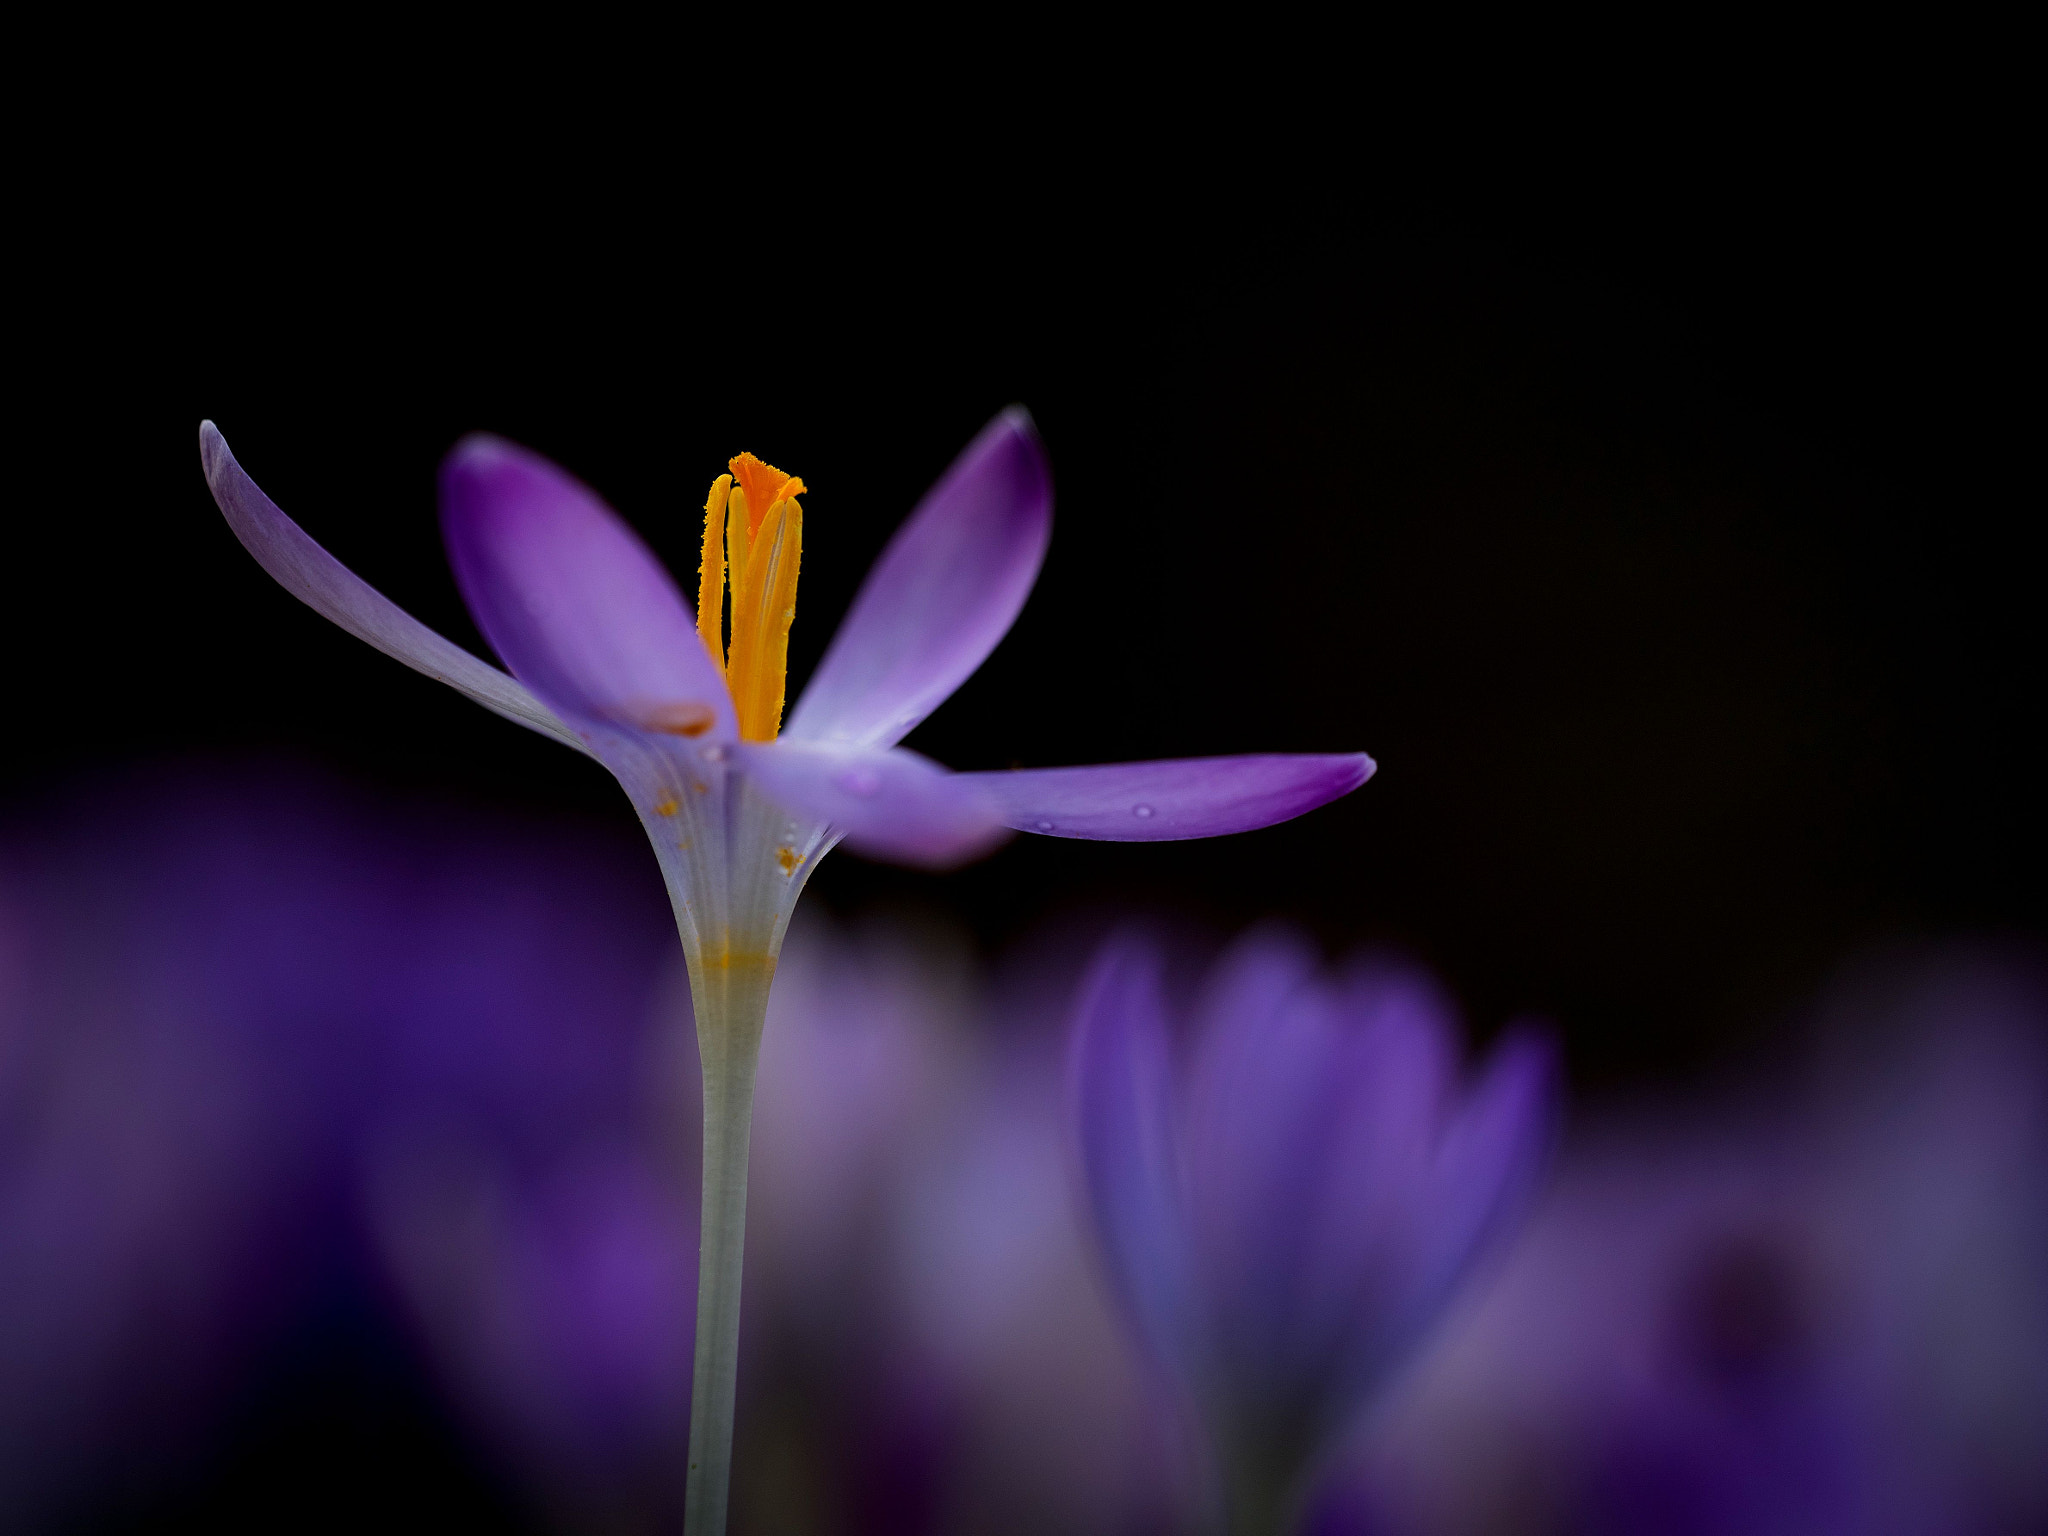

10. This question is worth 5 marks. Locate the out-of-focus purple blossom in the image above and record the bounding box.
[1353,948,2048,1536]
[886,1004,1171,1534]
[369,1137,698,1529]
[0,763,678,1529]
[1812,952,2048,1536]
[1069,928,1558,1534]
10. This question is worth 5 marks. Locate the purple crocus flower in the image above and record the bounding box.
[1347,949,2048,1536]
[1069,927,1557,1534]
[200,411,1373,1530]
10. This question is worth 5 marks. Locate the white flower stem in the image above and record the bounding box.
[683,955,774,1536]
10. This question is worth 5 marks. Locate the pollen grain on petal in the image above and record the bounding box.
[654,796,679,817]
[775,845,804,875]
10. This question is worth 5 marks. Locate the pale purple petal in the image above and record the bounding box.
[1294,969,1462,1372]
[1187,974,1343,1384]
[1421,1025,1560,1282]
[439,435,735,742]
[962,754,1375,841]
[1068,936,1199,1383]
[783,409,1051,749]
[1183,932,1336,1373]
[1322,965,1462,1226]
[1340,1024,1557,1402]
[199,423,587,753]
[733,742,1009,870]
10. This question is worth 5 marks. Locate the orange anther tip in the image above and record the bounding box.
[729,452,805,537]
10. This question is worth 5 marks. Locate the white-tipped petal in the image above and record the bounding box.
[199,422,588,754]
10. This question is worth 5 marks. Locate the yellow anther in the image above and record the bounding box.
[697,474,731,670]
[695,452,808,742]
[726,484,752,609]
[726,493,802,740]
[729,453,805,539]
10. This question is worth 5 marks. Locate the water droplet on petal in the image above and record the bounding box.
[700,744,728,763]
[834,768,883,797]
[1035,820,1054,832]
[1133,804,1154,819]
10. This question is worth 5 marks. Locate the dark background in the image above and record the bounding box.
[13,172,2039,1093]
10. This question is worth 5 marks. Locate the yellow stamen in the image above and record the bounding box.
[729,453,805,539]
[693,452,809,742]
[697,474,731,669]
[726,484,752,611]
[725,491,802,740]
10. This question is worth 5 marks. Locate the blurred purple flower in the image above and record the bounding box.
[0,765,678,1528]
[1069,928,1557,1534]
[371,1136,698,1530]
[1354,948,2048,1536]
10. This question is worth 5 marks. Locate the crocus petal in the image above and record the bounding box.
[732,742,1009,870]
[1069,935,1200,1383]
[439,435,736,742]
[199,423,587,754]
[1421,1026,1559,1281]
[1294,969,1462,1374]
[1183,932,1335,1370]
[962,753,1375,841]
[1341,1024,1557,1402]
[1199,991,1363,1392]
[1321,966,1462,1224]
[783,409,1051,749]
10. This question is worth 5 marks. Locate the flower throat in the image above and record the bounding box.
[697,453,805,742]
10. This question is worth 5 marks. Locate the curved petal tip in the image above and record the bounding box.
[783,406,1054,749]
[195,420,589,752]
[964,751,1376,842]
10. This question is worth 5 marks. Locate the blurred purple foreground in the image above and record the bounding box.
[3,766,2045,1534]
